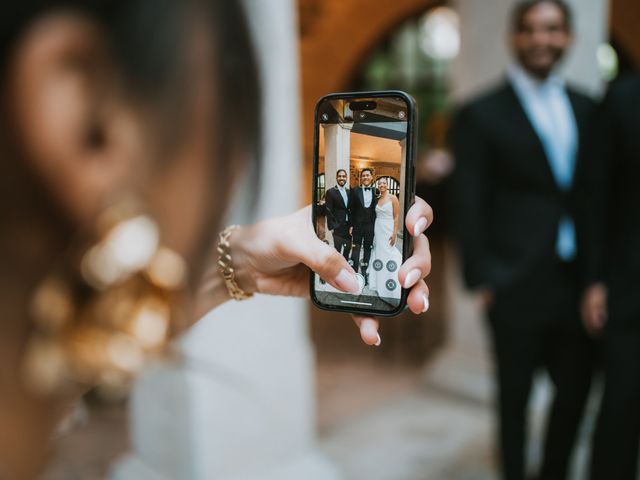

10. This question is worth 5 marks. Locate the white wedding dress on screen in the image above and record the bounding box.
[367,199,402,305]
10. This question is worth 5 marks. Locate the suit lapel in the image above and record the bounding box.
[504,82,559,190]
[567,89,585,161]
[331,186,343,208]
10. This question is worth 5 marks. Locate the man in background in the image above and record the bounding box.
[324,169,352,261]
[580,73,640,480]
[451,1,596,478]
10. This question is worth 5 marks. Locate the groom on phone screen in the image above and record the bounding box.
[324,169,352,261]
[350,168,377,282]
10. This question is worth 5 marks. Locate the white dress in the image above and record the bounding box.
[367,199,402,305]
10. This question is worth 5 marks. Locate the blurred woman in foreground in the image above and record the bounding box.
[0,1,433,478]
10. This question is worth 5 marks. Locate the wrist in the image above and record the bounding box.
[195,262,231,318]
[193,225,257,319]
[226,225,258,295]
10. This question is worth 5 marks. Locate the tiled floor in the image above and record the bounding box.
[317,360,497,480]
[317,362,602,480]
[43,360,491,480]
[41,400,129,480]
[40,359,599,480]
[320,388,496,480]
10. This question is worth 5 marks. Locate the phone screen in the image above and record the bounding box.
[311,93,414,316]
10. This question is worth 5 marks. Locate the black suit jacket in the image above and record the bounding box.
[451,80,595,292]
[350,187,377,227]
[580,74,640,331]
[324,186,350,233]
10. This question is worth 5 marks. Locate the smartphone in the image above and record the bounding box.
[310,90,417,317]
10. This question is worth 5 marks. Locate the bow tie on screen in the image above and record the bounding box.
[363,187,372,191]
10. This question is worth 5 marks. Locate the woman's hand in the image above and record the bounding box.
[389,234,397,247]
[198,197,433,345]
[353,197,432,345]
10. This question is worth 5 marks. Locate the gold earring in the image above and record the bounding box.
[23,199,188,397]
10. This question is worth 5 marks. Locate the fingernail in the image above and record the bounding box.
[335,268,359,293]
[422,294,430,313]
[375,334,381,346]
[403,269,421,289]
[414,217,428,237]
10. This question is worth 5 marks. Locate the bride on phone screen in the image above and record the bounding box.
[367,177,402,305]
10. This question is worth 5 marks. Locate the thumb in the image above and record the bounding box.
[295,235,359,293]
[286,206,359,293]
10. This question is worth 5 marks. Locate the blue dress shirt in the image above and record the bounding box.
[508,64,578,261]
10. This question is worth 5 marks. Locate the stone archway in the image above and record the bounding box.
[610,0,640,66]
[299,0,444,191]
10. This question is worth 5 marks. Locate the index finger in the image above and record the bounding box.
[352,315,380,346]
[405,196,434,237]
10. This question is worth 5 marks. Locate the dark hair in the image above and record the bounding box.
[511,0,573,33]
[1,0,261,201]
[0,0,261,275]
[336,169,347,177]
[360,168,373,176]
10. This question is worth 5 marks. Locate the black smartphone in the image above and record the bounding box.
[310,90,417,317]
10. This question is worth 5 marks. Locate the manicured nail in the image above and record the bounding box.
[414,217,428,237]
[422,294,430,313]
[335,268,359,293]
[375,334,381,346]
[403,269,421,289]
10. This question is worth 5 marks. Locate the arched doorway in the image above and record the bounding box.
[299,0,444,189]
[610,0,640,68]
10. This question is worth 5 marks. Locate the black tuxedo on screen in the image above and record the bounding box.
[581,74,640,480]
[324,186,351,260]
[349,186,377,273]
[451,81,596,480]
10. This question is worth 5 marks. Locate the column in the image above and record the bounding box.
[110,1,342,479]
[323,123,352,189]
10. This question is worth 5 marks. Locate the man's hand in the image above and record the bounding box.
[581,283,608,336]
[477,288,495,309]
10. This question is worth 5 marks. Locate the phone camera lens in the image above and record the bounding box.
[398,111,406,119]
[321,113,329,121]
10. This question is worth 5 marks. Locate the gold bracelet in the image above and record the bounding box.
[217,225,254,301]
